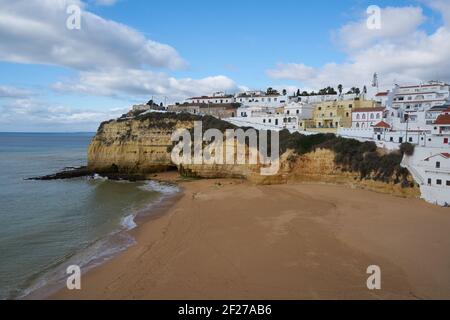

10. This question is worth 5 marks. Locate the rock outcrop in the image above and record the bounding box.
[87,113,420,198]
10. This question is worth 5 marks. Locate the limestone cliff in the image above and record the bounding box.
[88,115,195,175]
[87,113,420,198]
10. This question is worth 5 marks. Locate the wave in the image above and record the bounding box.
[120,214,137,231]
[18,180,180,299]
[139,180,180,195]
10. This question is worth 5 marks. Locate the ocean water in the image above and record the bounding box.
[0,133,178,299]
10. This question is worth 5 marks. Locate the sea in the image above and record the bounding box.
[0,132,179,299]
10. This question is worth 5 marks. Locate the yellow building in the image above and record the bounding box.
[302,99,377,133]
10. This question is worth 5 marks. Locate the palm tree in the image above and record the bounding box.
[338,84,343,96]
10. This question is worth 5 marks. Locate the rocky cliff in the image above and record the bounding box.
[87,113,420,198]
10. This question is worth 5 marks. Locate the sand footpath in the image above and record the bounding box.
[53,176,450,300]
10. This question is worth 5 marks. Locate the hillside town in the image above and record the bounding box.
[131,80,450,206]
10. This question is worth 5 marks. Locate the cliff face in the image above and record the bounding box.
[88,116,195,175]
[88,114,420,198]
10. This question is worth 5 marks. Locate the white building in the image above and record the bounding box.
[291,93,358,104]
[390,81,450,111]
[235,91,288,108]
[402,148,450,206]
[284,102,314,120]
[374,91,389,107]
[186,92,235,105]
[352,107,385,129]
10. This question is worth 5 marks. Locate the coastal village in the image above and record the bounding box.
[131,79,450,206]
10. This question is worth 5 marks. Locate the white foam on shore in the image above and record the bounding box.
[139,180,180,195]
[19,180,180,299]
[90,173,109,181]
[120,214,137,231]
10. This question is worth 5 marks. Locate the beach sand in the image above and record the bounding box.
[52,175,450,300]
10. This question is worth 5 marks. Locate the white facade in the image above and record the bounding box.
[235,91,288,108]
[390,81,450,111]
[284,102,314,120]
[186,92,235,105]
[352,108,385,129]
[291,93,358,104]
[402,148,450,206]
[374,92,389,107]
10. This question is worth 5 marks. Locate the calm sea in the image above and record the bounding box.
[0,133,178,299]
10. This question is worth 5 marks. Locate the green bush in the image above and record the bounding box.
[400,142,415,156]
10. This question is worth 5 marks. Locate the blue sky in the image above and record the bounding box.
[1,0,449,131]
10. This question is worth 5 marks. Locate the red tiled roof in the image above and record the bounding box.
[435,114,450,125]
[353,107,385,112]
[425,153,450,161]
[375,92,388,97]
[373,121,391,128]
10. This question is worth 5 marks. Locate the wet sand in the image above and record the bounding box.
[52,177,450,300]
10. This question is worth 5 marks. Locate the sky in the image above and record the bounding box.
[1,0,450,132]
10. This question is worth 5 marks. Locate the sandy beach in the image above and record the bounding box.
[52,175,450,300]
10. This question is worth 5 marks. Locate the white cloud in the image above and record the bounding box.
[267,3,450,91]
[0,97,128,131]
[0,0,185,71]
[336,6,426,51]
[52,69,240,102]
[0,86,33,98]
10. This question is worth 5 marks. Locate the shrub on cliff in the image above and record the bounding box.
[400,142,415,156]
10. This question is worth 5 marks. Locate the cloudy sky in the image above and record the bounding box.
[1,0,450,131]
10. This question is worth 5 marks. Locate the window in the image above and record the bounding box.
[409,137,413,142]
[370,114,374,119]
[445,138,449,144]
[356,114,360,120]
[390,137,394,142]
[437,179,442,185]
[275,119,278,126]
[263,119,266,123]
[447,181,450,186]
[287,110,290,115]
[436,162,441,169]
[428,178,432,185]
[399,137,403,143]
[296,110,300,114]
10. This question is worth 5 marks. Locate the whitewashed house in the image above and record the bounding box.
[352,107,385,129]
[186,92,235,104]
[235,91,288,108]
[402,148,450,206]
[284,102,314,119]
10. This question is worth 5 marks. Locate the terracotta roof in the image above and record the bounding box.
[373,121,391,128]
[375,92,388,97]
[352,107,385,112]
[435,114,450,125]
[425,153,450,161]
